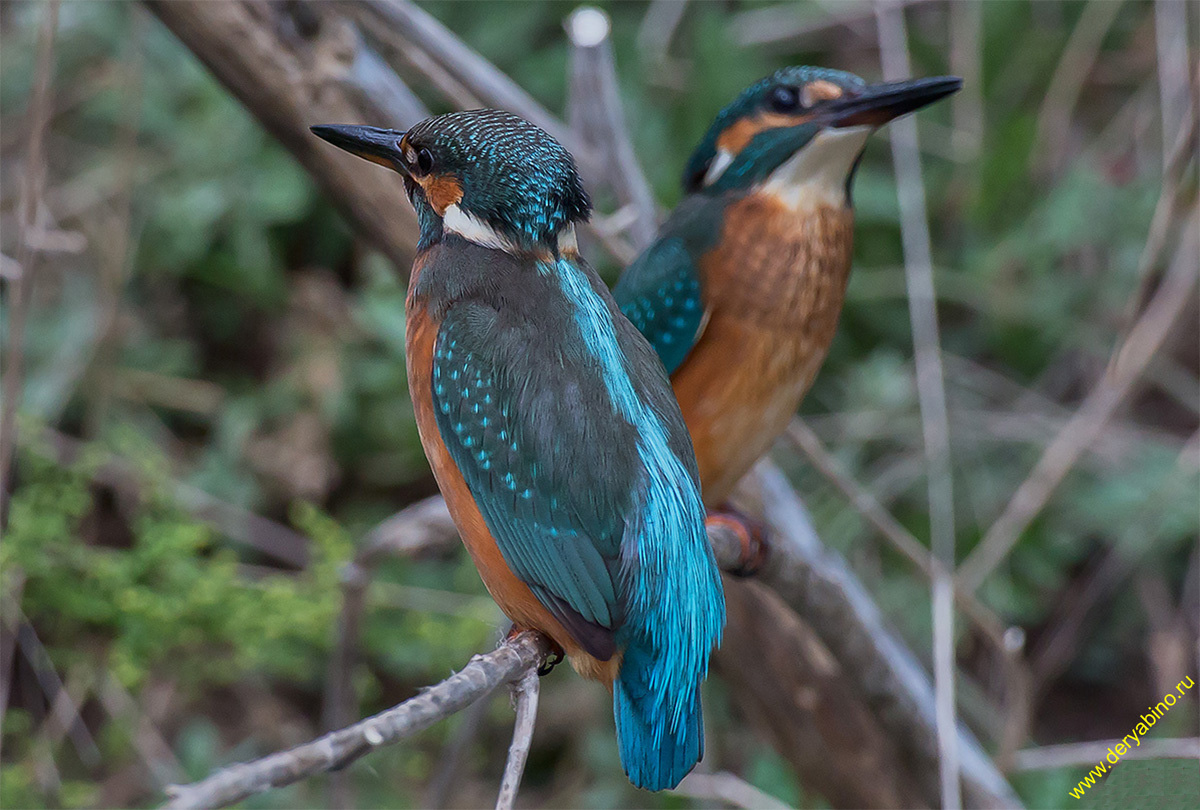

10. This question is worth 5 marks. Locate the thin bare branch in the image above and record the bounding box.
[786,419,1016,653]
[566,7,659,251]
[163,632,553,810]
[495,667,540,810]
[424,694,492,808]
[875,2,960,805]
[1155,0,1191,165]
[959,212,1200,593]
[0,0,59,522]
[14,617,102,768]
[1012,737,1200,771]
[673,771,793,810]
[1034,0,1126,173]
[351,1,582,164]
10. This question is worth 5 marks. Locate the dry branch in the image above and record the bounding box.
[958,213,1200,592]
[876,3,961,805]
[495,667,540,810]
[163,632,553,810]
[566,7,659,251]
[1012,737,1200,771]
[145,0,420,271]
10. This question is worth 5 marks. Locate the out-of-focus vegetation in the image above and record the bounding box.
[1,1,1196,808]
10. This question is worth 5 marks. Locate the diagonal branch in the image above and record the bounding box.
[163,632,553,810]
[958,212,1200,593]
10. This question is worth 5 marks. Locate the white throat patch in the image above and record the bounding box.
[442,204,520,252]
[761,126,872,210]
[442,204,579,256]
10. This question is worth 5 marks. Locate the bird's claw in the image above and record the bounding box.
[537,648,563,676]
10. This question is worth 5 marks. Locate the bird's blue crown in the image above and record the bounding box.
[405,110,591,250]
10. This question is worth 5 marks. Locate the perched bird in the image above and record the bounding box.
[312,111,725,791]
[614,67,961,506]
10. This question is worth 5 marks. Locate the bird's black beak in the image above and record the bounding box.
[824,76,962,129]
[311,124,408,172]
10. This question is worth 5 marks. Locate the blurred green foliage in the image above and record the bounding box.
[1,1,1196,808]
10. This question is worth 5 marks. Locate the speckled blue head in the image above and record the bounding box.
[312,110,591,252]
[681,67,961,195]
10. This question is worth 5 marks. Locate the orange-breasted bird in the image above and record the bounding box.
[613,67,961,506]
[312,110,725,791]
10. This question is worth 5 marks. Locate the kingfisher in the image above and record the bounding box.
[613,68,961,507]
[312,110,725,791]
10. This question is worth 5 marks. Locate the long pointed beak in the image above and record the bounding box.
[824,76,962,129]
[310,124,408,172]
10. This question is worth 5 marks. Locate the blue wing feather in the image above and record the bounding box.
[431,302,628,656]
[612,237,704,375]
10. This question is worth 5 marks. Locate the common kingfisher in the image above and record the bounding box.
[312,110,725,791]
[613,68,961,505]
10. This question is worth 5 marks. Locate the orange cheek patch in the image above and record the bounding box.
[419,174,464,216]
[716,111,813,155]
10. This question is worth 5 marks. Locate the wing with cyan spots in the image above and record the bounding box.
[612,237,705,375]
[430,301,638,660]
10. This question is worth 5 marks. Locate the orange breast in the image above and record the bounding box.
[405,264,618,684]
[672,193,854,506]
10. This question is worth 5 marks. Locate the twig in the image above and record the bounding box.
[495,667,540,810]
[98,673,187,789]
[786,419,1010,645]
[875,2,960,805]
[424,694,493,808]
[731,0,932,49]
[636,0,689,68]
[15,617,102,768]
[1033,0,1126,173]
[164,632,551,810]
[1011,738,1200,771]
[1118,95,1198,341]
[566,7,659,251]
[958,212,1200,593]
[351,0,590,174]
[673,771,793,810]
[0,571,26,762]
[948,0,983,159]
[0,0,59,523]
[1154,0,1191,165]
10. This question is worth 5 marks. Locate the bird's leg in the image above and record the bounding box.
[705,508,769,576]
[503,624,564,676]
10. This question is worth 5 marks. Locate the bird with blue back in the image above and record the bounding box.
[311,110,725,792]
[613,67,961,508]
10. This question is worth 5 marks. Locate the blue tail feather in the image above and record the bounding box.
[614,642,705,791]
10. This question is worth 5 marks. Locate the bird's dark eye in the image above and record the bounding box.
[769,85,801,112]
[415,147,434,176]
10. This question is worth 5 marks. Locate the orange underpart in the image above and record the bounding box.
[669,194,854,506]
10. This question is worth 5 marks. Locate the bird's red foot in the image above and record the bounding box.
[706,509,769,576]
